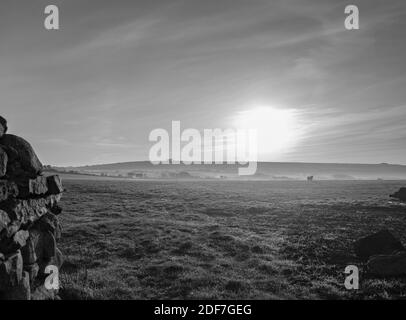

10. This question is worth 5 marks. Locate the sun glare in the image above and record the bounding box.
[234,106,300,158]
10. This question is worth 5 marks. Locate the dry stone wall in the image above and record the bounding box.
[0,116,64,300]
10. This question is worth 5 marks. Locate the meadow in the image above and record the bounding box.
[57,179,406,300]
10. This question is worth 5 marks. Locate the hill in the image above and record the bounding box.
[50,161,406,181]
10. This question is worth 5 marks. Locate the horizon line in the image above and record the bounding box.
[49,160,406,168]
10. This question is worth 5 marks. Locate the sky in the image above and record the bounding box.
[1,0,405,166]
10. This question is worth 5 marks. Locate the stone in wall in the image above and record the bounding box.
[0,134,43,179]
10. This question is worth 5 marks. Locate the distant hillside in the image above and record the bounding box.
[51,161,406,180]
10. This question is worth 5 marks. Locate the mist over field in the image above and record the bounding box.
[54,161,406,181]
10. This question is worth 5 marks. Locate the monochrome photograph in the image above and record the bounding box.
[0,0,406,309]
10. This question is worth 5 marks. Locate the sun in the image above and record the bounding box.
[234,106,300,158]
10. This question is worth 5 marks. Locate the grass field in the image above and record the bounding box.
[57,179,406,300]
